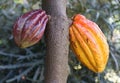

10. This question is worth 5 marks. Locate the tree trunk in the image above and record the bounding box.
[42,0,69,83]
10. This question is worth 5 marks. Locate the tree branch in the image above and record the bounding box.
[42,0,69,83]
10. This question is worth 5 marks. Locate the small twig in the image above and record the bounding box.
[0,51,44,60]
[0,70,13,83]
[33,67,41,82]
[0,60,43,70]
[110,47,119,71]
[0,51,24,58]
[39,67,44,81]
[17,52,44,60]
[6,67,34,83]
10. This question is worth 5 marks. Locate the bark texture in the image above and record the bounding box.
[42,0,69,83]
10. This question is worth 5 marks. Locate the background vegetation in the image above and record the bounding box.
[0,0,120,83]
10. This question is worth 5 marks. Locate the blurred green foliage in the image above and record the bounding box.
[0,0,120,83]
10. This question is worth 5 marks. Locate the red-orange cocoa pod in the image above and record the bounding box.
[69,14,109,73]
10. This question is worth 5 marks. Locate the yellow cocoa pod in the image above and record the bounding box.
[69,14,109,73]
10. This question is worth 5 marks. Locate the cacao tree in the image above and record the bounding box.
[0,0,120,83]
[42,0,69,83]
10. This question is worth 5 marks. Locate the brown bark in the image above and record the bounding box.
[42,0,69,83]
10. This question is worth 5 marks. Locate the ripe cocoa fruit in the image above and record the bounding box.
[13,9,48,48]
[69,14,109,73]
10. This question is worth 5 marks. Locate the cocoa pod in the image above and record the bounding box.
[13,9,48,48]
[69,14,109,73]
